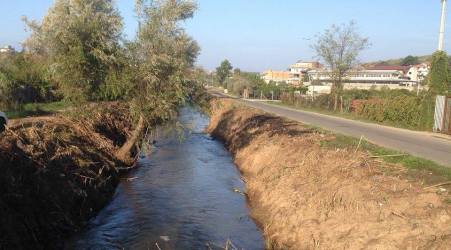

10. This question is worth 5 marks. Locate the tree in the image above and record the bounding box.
[313,21,370,110]
[114,0,200,162]
[401,55,419,66]
[23,0,123,102]
[429,50,449,95]
[216,60,233,85]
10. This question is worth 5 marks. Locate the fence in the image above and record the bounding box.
[434,95,451,134]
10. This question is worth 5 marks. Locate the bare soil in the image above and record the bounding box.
[0,102,137,250]
[208,98,451,250]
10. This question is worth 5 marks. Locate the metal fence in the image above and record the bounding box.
[434,95,451,134]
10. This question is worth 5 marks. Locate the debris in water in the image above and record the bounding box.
[206,239,240,250]
[160,236,170,242]
[121,177,139,182]
[233,188,245,196]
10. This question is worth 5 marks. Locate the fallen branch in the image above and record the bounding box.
[424,181,451,190]
[369,154,407,158]
[391,211,407,220]
[233,188,245,196]
[354,135,365,153]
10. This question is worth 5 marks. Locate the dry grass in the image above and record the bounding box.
[0,102,137,249]
[208,98,451,250]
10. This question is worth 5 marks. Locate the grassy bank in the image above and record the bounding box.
[4,101,71,119]
[316,128,451,183]
[209,98,451,249]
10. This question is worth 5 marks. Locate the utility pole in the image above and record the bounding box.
[438,0,447,51]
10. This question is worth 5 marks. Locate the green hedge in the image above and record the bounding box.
[281,89,435,131]
[354,96,434,130]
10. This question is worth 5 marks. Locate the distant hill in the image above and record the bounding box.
[364,55,432,67]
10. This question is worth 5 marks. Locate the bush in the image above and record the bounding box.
[0,53,59,109]
[354,95,434,130]
[281,88,435,131]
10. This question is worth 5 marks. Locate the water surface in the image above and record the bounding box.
[67,107,263,250]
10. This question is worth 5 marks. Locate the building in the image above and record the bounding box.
[0,45,15,54]
[307,67,419,92]
[261,60,429,93]
[406,63,430,83]
[307,85,332,97]
[261,70,291,84]
[288,61,322,85]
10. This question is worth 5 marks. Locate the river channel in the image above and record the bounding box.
[66,107,263,250]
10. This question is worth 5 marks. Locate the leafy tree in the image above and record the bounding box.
[216,60,233,85]
[312,21,370,110]
[114,0,200,162]
[23,0,123,102]
[401,55,419,66]
[428,50,449,95]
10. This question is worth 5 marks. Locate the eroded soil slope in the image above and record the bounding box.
[0,102,137,250]
[208,99,451,250]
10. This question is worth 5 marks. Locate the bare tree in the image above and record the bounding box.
[313,21,370,110]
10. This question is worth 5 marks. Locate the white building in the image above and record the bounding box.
[288,61,322,85]
[307,67,419,92]
[406,63,430,83]
[0,45,15,54]
[306,85,332,96]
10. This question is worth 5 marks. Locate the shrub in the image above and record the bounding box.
[353,95,434,130]
[0,53,59,109]
[281,88,435,131]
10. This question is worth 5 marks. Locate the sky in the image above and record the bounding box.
[0,0,449,72]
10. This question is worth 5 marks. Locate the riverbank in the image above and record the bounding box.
[0,102,139,249]
[208,98,451,249]
[66,106,263,249]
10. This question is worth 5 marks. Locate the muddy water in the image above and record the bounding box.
[66,107,263,250]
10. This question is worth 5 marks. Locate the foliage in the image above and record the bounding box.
[281,88,434,130]
[353,95,434,130]
[5,101,70,119]
[401,55,420,66]
[23,0,124,103]
[216,59,233,86]
[0,52,58,109]
[428,50,449,95]
[312,21,370,92]
[130,0,200,124]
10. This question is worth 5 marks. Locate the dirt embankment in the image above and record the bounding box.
[208,99,451,250]
[0,102,139,250]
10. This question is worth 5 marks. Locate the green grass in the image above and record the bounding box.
[4,101,71,119]
[267,101,433,132]
[313,127,451,184]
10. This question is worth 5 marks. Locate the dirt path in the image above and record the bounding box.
[208,98,451,250]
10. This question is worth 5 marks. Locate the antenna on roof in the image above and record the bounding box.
[438,0,447,51]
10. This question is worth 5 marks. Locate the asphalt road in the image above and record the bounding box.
[212,92,451,166]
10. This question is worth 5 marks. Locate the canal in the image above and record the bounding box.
[66,107,263,250]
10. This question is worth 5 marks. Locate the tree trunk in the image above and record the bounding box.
[334,94,338,111]
[340,96,344,113]
[115,115,145,164]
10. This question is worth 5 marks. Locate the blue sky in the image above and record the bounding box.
[0,0,449,72]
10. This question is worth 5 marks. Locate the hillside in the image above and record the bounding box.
[365,55,431,67]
